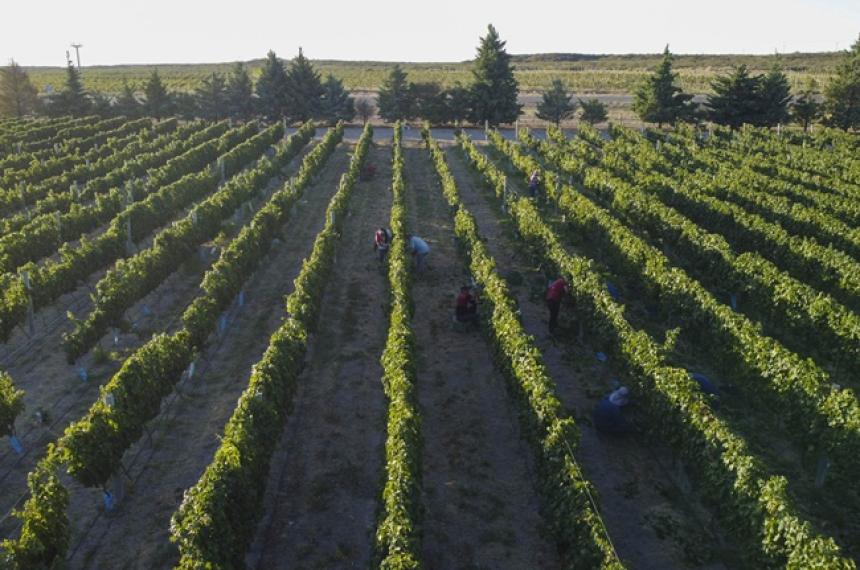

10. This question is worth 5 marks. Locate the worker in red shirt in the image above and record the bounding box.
[546,277,570,333]
[374,227,392,262]
[455,285,479,326]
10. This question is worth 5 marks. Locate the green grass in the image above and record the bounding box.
[24,51,842,95]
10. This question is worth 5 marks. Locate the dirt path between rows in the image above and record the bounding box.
[403,142,560,569]
[446,143,736,570]
[249,143,392,569]
[0,141,316,541]
[63,144,353,570]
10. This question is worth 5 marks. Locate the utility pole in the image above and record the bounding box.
[71,43,83,68]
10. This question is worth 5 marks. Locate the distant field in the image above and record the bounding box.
[24,52,841,95]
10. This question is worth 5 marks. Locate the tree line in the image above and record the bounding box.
[534,38,859,131]
[0,48,356,125]
[626,39,859,131]
[0,25,523,127]
[1,28,858,131]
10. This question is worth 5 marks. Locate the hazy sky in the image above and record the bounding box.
[3,0,858,66]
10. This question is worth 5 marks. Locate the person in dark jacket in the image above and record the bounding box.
[593,387,634,434]
[528,170,540,199]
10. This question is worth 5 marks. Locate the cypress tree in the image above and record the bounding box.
[824,34,860,130]
[0,60,39,118]
[284,48,324,122]
[377,64,412,122]
[143,69,172,119]
[706,65,761,128]
[632,45,694,127]
[469,24,522,125]
[225,62,254,120]
[255,50,289,120]
[319,74,354,124]
[536,78,576,125]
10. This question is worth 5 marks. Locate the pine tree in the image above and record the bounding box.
[792,79,821,132]
[824,34,860,130]
[255,51,288,120]
[284,48,324,122]
[319,74,354,124]
[48,61,90,117]
[90,92,113,117]
[410,82,449,124]
[172,92,198,121]
[114,80,141,118]
[225,62,254,120]
[0,60,39,118]
[377,65,412,122]
[536,78,576,125]
[447,82,472,125]
[355,97,375,123]
[143,69,172,119]
[469,24,522,125]
[632,46,694,127]
[195,72,227,120]
[757,61,792,126]
[706,65,762,128]
[579,98,608,125]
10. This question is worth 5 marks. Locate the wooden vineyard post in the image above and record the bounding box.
[21,270,35,335]
[125,185,134,255]
[502,176,508,212]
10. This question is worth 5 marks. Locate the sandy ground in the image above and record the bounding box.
[0,134,309,541]
[445,143,737,569]
[62,144,353,569]
[402,142,560,569]
[249,144,392,569]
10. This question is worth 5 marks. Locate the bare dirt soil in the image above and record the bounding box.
[248,143,393,569]
[445,143,737,570]
[403,142,560,569]
[60,145,353,569]
[0,140,315,542]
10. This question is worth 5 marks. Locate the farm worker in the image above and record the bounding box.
[690,373,718,396]
[690,372,721,409]
[374,227,392,262]
[545,277,570,333]
[408,235,430,272]
[455,285,479,325]
[593,386,634,434]
[528,170,540,198]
